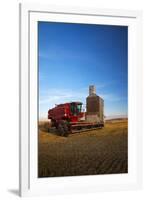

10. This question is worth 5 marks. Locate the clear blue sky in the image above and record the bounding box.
[38,22,128,119]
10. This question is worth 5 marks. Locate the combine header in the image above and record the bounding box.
[48,86,104,136]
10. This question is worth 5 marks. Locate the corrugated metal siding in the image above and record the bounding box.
[86,95,104,122]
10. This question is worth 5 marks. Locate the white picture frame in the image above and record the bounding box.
[19,3,143,197]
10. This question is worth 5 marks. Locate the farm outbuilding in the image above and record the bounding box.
[86,85,104,123]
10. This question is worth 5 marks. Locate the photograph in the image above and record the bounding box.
[38,21,128,178]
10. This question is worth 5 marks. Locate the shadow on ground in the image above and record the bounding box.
[8,189,19,196]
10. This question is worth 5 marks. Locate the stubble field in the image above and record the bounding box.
[38,119,128,177]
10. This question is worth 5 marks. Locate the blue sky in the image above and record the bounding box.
[38,22,128,119]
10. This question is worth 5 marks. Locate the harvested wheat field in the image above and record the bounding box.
[38,119,128,178]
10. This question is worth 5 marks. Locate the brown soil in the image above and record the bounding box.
[38,119,128,177]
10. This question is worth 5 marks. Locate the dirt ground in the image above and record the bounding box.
[38,119,128,178]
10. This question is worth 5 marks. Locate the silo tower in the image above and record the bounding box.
[86,85,104,123]
[89,85,96,96]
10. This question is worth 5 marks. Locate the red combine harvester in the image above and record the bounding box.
[48,100,104,136]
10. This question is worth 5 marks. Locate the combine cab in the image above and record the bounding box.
[48,101,104,136]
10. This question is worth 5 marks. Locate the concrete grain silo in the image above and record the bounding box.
[86,85,104,123]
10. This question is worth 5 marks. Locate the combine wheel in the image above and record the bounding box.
[57,121,69,136]
[62,122,69,137]
[57,121,69,137]
[58,123,65,136]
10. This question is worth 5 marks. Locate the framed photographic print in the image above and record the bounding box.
[19,3,142,197]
